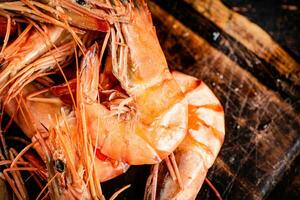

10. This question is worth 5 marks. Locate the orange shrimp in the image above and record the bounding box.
[0,24,68,95]
[3,81,129,199]
[81,0,188,165]
[1,41,75,104]
[0,0,111,32]
[145,71,225,200]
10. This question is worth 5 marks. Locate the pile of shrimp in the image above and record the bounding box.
[0,0,225,199]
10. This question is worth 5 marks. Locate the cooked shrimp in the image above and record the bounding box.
[0,24,68,93]
[0,0,110,32]
[82,0,188,165]
[145,71,225,200]
[3,81,129,199]
[1,41,75,104]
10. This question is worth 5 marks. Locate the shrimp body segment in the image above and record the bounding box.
[149,71,225,200]
[0,25,67,94]
[80,2,189,165]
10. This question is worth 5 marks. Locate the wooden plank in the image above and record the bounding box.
[266,155,300,200]
[149,3,300,199]
[153,0,300,111]
[183,0,300,85]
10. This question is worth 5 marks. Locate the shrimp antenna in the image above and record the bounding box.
[35,172,59,200]
[109,184,131,200]
[10,140,38,168]
[20,0,86,53]
[205,178,223,200]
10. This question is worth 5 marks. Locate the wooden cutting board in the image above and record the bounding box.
[102,1,300,200]
[150,0,300,199]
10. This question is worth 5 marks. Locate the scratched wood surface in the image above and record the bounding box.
[101,1,300,200]
[150,3,300,199]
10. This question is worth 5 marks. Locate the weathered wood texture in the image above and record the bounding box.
[153,0,300,112]
[267,155,300,200]
[223,0,300,60]
[185,0,300,84]
[149,1,300,200]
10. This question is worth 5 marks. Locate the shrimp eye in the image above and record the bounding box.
[54,159,65,173]
[76,0,86,5]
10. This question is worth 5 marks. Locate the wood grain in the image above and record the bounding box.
[184,0,300,85]
[153,0,300,112]
[267,156,300,200]
[149,2,300,199]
